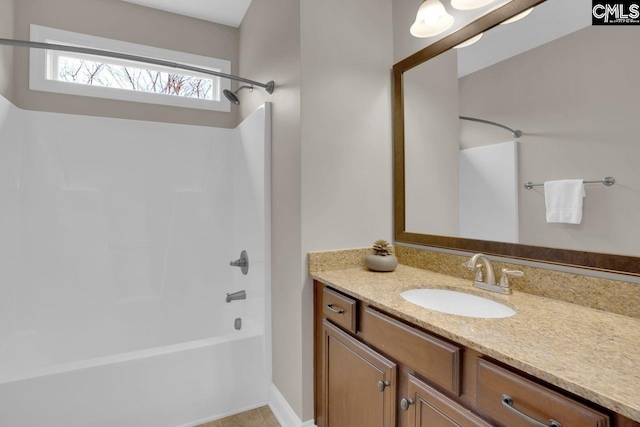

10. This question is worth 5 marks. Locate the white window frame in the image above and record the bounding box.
[30,25,231,112]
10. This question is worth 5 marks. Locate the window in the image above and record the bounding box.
[30,25,231,112]
[56,55,215,100]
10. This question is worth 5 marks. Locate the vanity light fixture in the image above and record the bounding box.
[450,0,495,10]
[499,7,534,24]
[410,0,455,38]
[453,32,483,48]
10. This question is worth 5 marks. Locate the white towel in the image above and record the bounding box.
[544,179,585,224]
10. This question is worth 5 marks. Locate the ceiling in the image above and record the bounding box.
[121,0,253,27]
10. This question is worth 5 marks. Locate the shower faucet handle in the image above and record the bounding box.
[230,250,249,275]
[230,259,247,267]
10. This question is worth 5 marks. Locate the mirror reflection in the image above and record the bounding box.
[404,0,640,257]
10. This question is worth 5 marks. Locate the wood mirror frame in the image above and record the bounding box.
[393,0,640,277]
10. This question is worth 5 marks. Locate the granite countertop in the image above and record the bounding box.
[310,265,640,422]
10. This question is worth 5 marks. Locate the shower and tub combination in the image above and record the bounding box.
[0,40,272,427]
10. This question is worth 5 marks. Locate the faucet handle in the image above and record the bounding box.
[500,269,524,288]
[230,250,249,275]
[461,261,482,270]
[462,261,484,282]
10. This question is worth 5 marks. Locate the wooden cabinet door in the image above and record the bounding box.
[323,319,397,427]
[405,374,492,427]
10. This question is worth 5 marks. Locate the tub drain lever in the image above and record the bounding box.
[230,250,249,275]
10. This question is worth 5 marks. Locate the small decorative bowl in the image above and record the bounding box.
[365,254,398,272]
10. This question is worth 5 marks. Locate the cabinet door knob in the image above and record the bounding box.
[502,395,562,427]
[400,397,415,411]
[377,380,391,392]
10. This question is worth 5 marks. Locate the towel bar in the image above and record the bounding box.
[524,177,615,190]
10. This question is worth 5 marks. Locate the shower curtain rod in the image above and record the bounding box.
[0,38,275,94]
[459,116,522,138]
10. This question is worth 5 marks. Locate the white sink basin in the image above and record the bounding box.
[400,289,516,319]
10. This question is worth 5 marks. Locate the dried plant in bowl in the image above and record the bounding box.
[373,239,393,256]
[366,239,398,272]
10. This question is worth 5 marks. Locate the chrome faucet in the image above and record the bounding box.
[464,253,497,286]
[230,258,247,268]
[463,254,522,295]
[230,250,249,275]
[226,290,246,303]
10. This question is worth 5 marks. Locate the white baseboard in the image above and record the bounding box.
[268,383,316,427]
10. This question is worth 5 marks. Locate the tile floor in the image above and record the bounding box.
[197,406,280,427]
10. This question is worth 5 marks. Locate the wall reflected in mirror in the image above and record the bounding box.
[404,0,640,257]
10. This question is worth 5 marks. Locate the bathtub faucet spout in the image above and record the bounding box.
[226,290,246,303]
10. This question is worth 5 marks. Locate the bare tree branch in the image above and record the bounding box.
[57,57,214,100]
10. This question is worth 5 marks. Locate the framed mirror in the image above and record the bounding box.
[393,0,640,276]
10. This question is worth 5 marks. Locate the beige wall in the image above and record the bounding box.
[239,0,304,419]
[12,0,238,128]
[0,0,14,102]
[300,0,394,420]
[240,0,395,421]
[404,49,460,236]
[459,26,640,257]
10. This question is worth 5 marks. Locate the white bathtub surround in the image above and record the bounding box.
[0,95,271,427]
[459,141,519,243]
[269,383,317,427]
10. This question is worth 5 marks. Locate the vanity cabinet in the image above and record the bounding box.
[322,287,357,334]
[323,319,397,427]
[476,358,610,427]
[360,305,461,396]
[405,374,491,427]
[313,280,634,427]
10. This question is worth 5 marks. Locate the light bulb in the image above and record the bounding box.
[500,7,534,25]
[450,0,495,11]
[410,0,455,38]
[453,32,483,48]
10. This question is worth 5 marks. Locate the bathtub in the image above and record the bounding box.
[0,303,269,427]
[0,99,272,426]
